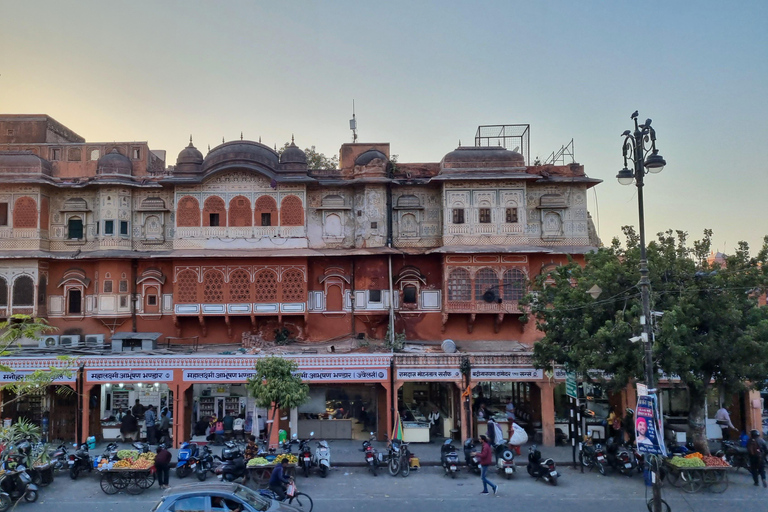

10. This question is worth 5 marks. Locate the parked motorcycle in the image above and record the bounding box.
[14,441,53,488]
[716,440,750,471]
[0,455,39,508]
[215,442,246,482]
[67,443,92,480]
[361,433,380,476]
[527,445,558,485]
[596,438,635,476]
[440,439,459,478]
[48,443,69,471]
[176,441,199,478]
[298,435,314,478]
[463,439,480,474]
[314,439,331,478]
[494,441,516,479]
[387,439,411,477]
[579,438,599,469]
[195,445,216,481]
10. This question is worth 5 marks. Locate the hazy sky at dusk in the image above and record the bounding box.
[1,1,766,251]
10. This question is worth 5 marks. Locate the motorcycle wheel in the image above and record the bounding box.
[597,462,607,476]
[388,457,400,476]
[372,463,378,476]
[24,490,38,503]
[69,466,80,480]
[451,471,457,479]
[176,465,192,479]
[196,467,208,481]
[400,459,410,478]
[550,474,558,486]
[505,472,512,480]
[0,494,10,512]
[319,465,328,478]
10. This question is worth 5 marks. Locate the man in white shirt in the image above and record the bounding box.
[715,406,735,441]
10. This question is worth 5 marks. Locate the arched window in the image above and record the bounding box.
[13,197,37,228]
[281,269,306,302]
[280,195,304,226]
[474,268,499,300]
[0,277,7,307]
[228,196,252,227]
[503,269,526,301]
[229,269,252,302]
[323,214,342,237]
[203,197,226,227]
[176,196,200,227]
[12,275,34,306]
[447,269,471,301]
[176,270,199,303]
[255,196,277,227]
[254,270,278,302]
[202,270,224,302]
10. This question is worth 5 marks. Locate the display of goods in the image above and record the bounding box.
[684,452,703,459]
[282,454,298,465]
[98,461,115,470]
[130,459,153,470]
[669,456,705,468]
[247,457,270,467]
[138,452,156,462]
[113,459,133,469]
[117,450,139,460]
[702,455,730,467]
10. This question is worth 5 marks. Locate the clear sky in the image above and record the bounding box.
[1,1,766,252]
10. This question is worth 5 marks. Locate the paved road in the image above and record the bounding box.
[26,465,768,512]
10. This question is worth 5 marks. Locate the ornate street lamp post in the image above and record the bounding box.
[616,111,666,512]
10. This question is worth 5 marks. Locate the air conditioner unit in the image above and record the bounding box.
[38,335,60,349]
[59,335,81,347]
[84,334,106,348]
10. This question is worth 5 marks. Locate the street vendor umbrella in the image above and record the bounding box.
[392,410,404,441]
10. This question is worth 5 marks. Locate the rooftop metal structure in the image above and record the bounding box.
[474,124,530,165]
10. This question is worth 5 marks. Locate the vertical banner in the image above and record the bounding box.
[635,394,667,456]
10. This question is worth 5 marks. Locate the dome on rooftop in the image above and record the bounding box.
[97,149,132,176]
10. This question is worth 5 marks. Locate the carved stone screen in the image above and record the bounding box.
[280,195,304,226]
[177,196,201,227]
[13,197,37,228]
[203,270,225,303]
[281,268,306,302]
[254,270,278,302]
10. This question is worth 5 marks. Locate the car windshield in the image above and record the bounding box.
[233,486,270,511]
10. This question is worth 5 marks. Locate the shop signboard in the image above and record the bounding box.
[396,368,461,381]
[0,370,75,384]
[635,394,667,456]
[87,370,173,382]
[565,372,578,399]
[471,368,543,380]
[184,370,258,382]
[183,368,388,382]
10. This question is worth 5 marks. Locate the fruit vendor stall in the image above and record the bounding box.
[246,454,297,485]
[97,450,156,495]
[664,452,734,494]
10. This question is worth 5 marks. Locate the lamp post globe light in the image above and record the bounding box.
[616,111,666,512]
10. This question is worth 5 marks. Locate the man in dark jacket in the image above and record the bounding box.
[154,445,172,489]
[120,410,138,441]
[747,429,768,487]
[268,458,292,500]
[472,434,498,495]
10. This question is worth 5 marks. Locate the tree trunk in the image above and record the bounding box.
[688,385,710,455]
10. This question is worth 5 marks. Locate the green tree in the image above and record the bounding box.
[527,229,768,453]
[0,315,75,412]
[278,143,338,169]
[246,356,309,444]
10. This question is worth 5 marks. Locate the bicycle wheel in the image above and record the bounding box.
[100,473,119,495]
[679,470,703,493]
[289,492,314,512]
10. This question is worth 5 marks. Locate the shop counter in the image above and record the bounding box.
[402,421,430,443]
[297,419,352,439]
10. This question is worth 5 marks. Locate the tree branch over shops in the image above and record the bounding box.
[525,228,768,453]
[0,314,76,410]
[246,356,309,444]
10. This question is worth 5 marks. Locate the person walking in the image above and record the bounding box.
[144,405,157,444]
[155,444,172,490]
[472,434,498,496]
[158,410,171,444]
[747,429,768,487]
[120,409,138,442]
[715,406,735,441]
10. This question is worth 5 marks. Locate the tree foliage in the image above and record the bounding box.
[527,229,768,452]
[278,143,338,169]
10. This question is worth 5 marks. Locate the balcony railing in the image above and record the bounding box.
[176,226,303,239]
[444,300,522,314]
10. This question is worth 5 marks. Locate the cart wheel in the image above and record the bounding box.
[135,471,155,489]
[100,473,119,495]
[667,470,682,488]
[680,470,703,493]
[112,473,130,490]
[703,470,728,494]
[125,474,144,495]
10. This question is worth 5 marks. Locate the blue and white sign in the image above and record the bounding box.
[635,394,667,456]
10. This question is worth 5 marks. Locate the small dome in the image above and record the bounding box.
[441,146,525,168]
[97,149,132,175]
[280,141,306,165]
[202,140,279,174]
[177,138,203,166]
[355,149,387,166]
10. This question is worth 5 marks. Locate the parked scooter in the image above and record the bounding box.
[595,438,635,476]
[176,441,199,478]
[195,445,216,481]
[361,433,380,476]
[48,443,69,471]
[298,434,314,478]
[463,439,480,474]
[0,453,39,507]
[67,443,92,480]
[494,441,516,479]
[440,440,459,478]
[527,445,559,485]
[314,438,331,478]
[16,441,53,487]
[215,442,246,482]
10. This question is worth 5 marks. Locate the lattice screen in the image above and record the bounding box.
[228,196,252,227]
[176,270,199,303]
[255,196,277,226]
[13,197,37,228]
[203,270,224,302]
[177,196,201,227]
[0,277,7,307]
[254,270,278,302]
[229,269,252,302]
[12,275,34,306]
[447,269,471,301]
[474,268,499,300]
[280,195,304,226]
[281,268,306,302]
[203,196,226,227]
[502,269,526,301]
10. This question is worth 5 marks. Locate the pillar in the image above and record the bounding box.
[383,382,392,442]
[289,407,298,439]
[268,402,279,449]
[458,382,469,441]
[538,381,556,447]
[745,389,762,433]
[81,383,94,444]
[174,383,192,449]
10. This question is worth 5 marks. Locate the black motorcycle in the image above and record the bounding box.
[361,433,380,476]
[527,445,558,485]
[716,440,750,471]
[440,440,459,478]
[214,442,246,482]
[49,443,69,471]
[386,439,411,477]
[579,439,599,469]
[68,443,92,480]
[298,436,314,478]
[463,439,480,474]
[595,438,635,476]
[195,445,216,481]
[493,441,516,479]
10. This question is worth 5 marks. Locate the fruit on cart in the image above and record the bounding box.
[113,459,133,468]
[130,459,154,470]
[684,452,703,459]
[247,457,269,467]
[117,450,139,460]
[702,455,730,467]
[669,456,705,468]
[282,454,298,464]
[137,452,156,463]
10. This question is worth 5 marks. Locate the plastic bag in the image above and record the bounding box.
[508,423,528,445]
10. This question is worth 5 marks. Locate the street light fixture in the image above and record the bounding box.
[616,110,667,512]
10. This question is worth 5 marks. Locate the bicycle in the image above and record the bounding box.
[259,481,313,512]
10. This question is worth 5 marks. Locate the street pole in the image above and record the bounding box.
[617,111,667,512]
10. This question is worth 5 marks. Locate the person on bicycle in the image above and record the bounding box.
[269,458,292,500]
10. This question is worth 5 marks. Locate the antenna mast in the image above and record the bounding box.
[350,100,358,142]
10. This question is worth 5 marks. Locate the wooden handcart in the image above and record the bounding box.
[663,461,734,494]
[98,467,155,495]
[246,464,295,487]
